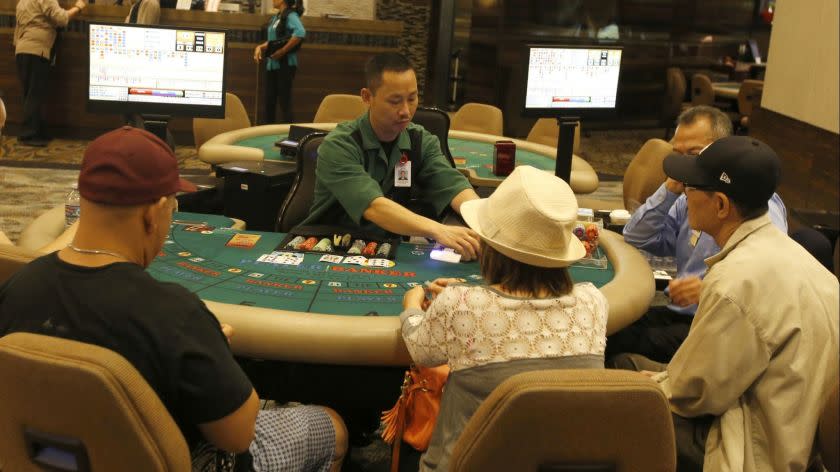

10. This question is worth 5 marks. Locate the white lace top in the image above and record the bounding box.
[400,283,609,371]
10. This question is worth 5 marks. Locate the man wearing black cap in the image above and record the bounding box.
[0,127,347,471]
[615,136,839,471]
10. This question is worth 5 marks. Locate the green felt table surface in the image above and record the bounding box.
[232,135,556,179]
[147,213,614,316]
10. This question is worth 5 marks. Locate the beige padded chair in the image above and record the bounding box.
[736,79,764,129]
[819,382,839,472]
[663,67,688,138]
[0,96,6,142]
[0,332,191,472]
[193,92,251,151]
[525,118,581,154]
[450,102,504,136]
[577,138,672,212]
[449,369,676,472]
[690,73,715,106]
[0,244,41,286]
[312,94,367,123]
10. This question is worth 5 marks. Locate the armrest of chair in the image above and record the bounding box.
[16,206,67,252]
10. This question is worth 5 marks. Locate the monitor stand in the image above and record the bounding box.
[139,114,174,151]
[554,116,579,183]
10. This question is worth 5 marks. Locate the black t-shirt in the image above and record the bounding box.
[0,253,254,448]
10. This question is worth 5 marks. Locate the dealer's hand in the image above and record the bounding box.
[668,276,702,307]
[253,45,264,63]
[431,224,481,261]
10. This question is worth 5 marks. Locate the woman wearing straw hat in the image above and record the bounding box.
[399,165,609,472]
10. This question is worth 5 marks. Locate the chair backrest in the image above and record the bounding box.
[737,79,764,117]
[449,369,676,472]
[819,382,839,472]
[16,205,67,252]
[662,67,687,121]
[277,132,327,232]
[0,332,191,472]
[690,73,715,106]
[192,92,251,150]
[450,102,504,136]
[623,138,672,213]
[525,118,581,154]
[0,96,6,140]
[0,244,41,286]
[411,106,455,168]
[313,94,367,124]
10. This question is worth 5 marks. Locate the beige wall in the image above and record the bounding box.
[303,0,376,20]
[762,0,839,133]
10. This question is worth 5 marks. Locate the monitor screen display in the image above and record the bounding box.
[87,23,227,118]
[522,45,622,117]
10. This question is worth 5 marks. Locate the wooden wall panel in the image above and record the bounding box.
[749,107,840,213]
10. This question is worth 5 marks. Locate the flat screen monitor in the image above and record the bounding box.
[87,22,227,118]
[522,45,622,118]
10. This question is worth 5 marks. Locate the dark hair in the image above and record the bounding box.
[282,0,303,16]
[479,242,574,298]
[364,53,413,92]
[677,105,733,140]
[731,198,768,222]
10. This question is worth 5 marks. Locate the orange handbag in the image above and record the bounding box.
[381,364,450,471]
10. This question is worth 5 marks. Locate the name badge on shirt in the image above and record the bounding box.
[690,230,700,247]
[395,157,411,187]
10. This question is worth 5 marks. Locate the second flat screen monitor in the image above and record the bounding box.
[523,45,622,118]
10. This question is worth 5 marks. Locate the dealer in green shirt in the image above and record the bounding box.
[301,53,482,260]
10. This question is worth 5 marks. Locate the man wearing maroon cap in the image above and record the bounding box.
[613,136,838,472]
[0,127,348,471]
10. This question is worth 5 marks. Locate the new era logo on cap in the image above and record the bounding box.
[719,172,731,184]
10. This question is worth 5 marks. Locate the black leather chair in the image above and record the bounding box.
[411,106,456,168]
[276,132,327,232]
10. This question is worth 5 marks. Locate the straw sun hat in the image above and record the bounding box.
[460,165,585,268]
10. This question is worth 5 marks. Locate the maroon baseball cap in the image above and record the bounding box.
[79,126,196,205]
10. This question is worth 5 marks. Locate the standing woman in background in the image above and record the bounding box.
[254,0,305,124]
[14,0,86,146]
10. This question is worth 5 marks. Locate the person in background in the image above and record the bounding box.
[0,126,348,472]
[613,136,838,471]
[125,0,160,24]
[400,166,609,471]
[254,0,305,124]
[608,105,787,363]
[301,53,482,260]
[14,0,86,146]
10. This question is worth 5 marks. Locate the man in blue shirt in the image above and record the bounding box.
[607,106,788,362]
[254,0,305,123]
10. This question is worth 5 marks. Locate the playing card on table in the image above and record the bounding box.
[343,256,367,265]
[364,258,396,268]
[319,254,344,264]
[273,252,301,265]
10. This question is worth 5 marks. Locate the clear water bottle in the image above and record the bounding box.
[65,183,81,227]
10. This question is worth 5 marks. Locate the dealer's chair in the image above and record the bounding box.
[0,332,191,472]
[411,106,456,168]
[449,369,676,472]
[313,94,366,124]
[276,132,327,232]
[525,118,581,155]
[818,382,839,472]
[690,73,715,107]
[450,102,503,136]
[192,92,250,151]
